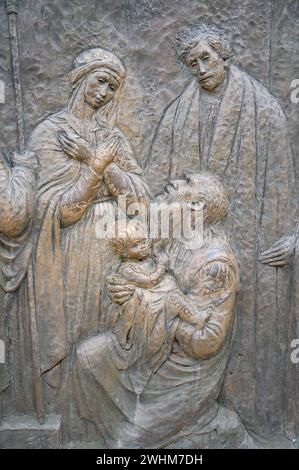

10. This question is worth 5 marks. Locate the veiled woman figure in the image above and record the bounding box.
[28,48,149,442]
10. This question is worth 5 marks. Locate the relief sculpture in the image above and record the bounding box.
[0,1,298,450]
[145,21,298,437]
[27,47,150,439]
[0,150,36,420]
[77,173,255,448]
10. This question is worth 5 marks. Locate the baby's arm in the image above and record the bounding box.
[169,291,212,330]
[121,262,166,289]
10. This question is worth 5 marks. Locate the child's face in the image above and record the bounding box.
[126,238,151,260]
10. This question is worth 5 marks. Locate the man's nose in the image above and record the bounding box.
[197,60,207,75]
[99,83,109,96]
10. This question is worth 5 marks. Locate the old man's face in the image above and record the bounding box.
[162,175,205,210]
[185,40,226,91]
[160,173,228,226]
[84,70,119,109]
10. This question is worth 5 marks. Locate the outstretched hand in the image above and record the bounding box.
[259,235,296,267]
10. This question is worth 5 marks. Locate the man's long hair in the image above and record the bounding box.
[175,22,233,64]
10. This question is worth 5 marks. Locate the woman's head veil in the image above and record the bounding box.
[68,48,126,124]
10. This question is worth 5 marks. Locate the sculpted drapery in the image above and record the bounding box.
[0,17,297,449]
[0,151,36,292]
[27,48,149,439]
[76,174,255,449]
[0,151,37,416]
[145,26,297,436]
[77,241,240,448]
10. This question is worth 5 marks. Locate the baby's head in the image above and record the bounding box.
[112,220,151,260]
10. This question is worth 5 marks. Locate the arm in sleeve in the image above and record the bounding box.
[121,263,166,288]
[175,260,238,360]
[59,163,104,227]
[0,151,37,238]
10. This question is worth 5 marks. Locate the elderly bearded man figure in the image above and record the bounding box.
[78,173,258,448]
[145,22,297,438]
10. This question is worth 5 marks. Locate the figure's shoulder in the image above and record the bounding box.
[29,110,65,148]
[192,245,239,295]
[164,94,181,113]
[201,258,237,281]
[163,80,199,115]
[237,66,285,117]
[159,81,197,121]
[193,241,239,282]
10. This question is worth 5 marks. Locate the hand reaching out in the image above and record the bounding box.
[259,235,296,267]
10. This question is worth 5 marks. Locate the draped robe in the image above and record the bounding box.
[145,65,298,435]
[28,110,149,440]
[0,151,36,417]
[75,237,247,448]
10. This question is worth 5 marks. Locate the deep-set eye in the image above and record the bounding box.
[203,55,210,61]
[190,61,197,68]
[109,84,116,92]
[98,79,105,84]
